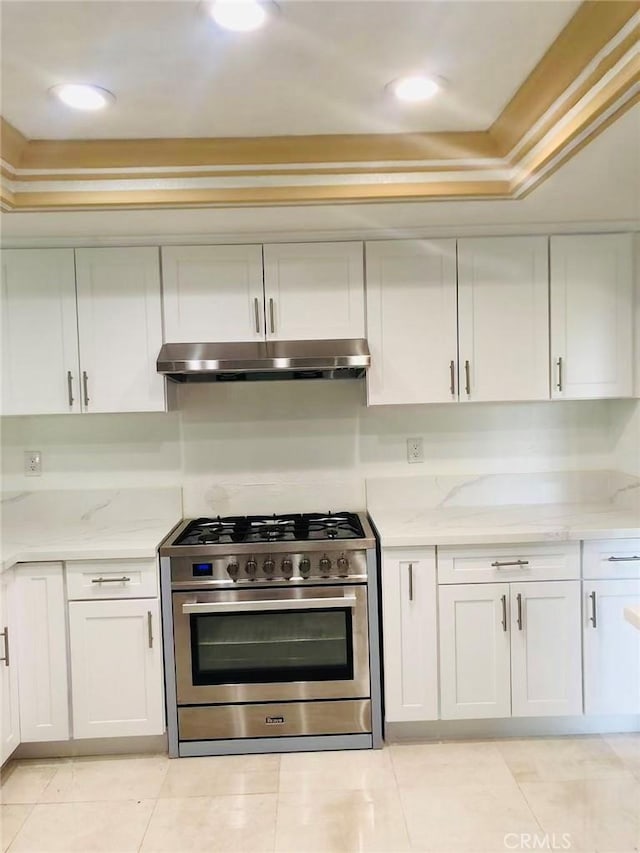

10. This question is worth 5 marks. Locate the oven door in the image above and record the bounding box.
[172,584,370,705]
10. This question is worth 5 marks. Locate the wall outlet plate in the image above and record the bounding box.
[406,437,424,464]
[24,450,42,476]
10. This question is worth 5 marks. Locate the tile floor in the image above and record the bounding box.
[1,734,639,853]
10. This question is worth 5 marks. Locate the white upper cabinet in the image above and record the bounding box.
[1,249,80,416]
[75,248,165,413]
[550,234,633,399]
[365,240,458,405]
[457,237,549,402]
[161,245,264,343]
[263,242,365,341]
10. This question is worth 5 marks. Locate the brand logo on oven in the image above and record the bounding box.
[265,715,285,725]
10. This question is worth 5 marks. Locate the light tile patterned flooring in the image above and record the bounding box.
[1,734,639,853]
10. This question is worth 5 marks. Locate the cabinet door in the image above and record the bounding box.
[69,598,164,738]
[458,237,549,402]
[15,564,69,742]
[263,242,364,340]
[365,240,458,405]
[551,234,633,399]
[75,248,165,413]
[1,248,79,415]
[510,581,582,718]
[439,583,511,719]
[584,579,640,715]
[0,570,20,764]
[381,549,438,722]
[161,245,264,343]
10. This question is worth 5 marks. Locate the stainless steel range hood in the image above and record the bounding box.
[157,339,370,383]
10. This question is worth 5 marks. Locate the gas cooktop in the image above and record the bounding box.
[175,512,365,546]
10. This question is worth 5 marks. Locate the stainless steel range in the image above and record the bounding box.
[159,512,382,757]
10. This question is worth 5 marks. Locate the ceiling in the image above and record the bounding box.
[0,0,582,140]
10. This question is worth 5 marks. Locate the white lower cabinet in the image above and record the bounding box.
[0,569,20,764]
[381,549,438,722]
[439,580,582,720]
[510,581,582,717]
[69,598,164,739]
[583,579,640,715]
[439,583,511,720]
[15,564,69,742]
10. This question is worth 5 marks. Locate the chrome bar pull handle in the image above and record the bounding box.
[556,357,563,392]
[589,591,597,628]
[0,627,9,667]
[91,576,131,584]
[67,371,74,407]
[449,360,456,396]
[607,555,640,562]
[491,560,529,568]
[82,371,90,407]
[501,594,507,632]
[253,297,261,334]
[464,360,471,396]
[408,563,414,602]
[147,611,153,649]
[516,593,523,631]
[269,298,275,334]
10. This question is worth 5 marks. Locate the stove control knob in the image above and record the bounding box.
[245,559,258,579]
[337,556,349,576]
[299,558,311,577]
[319,557,332,577]
[227,562,239,580]
[263,559,275,578]
[281,558,293,579]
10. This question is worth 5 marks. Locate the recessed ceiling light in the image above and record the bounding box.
[389,75,442,103]
[209,0,270,31]
[50,84,115,111]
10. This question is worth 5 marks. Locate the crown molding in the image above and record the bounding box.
[1,1,638,212]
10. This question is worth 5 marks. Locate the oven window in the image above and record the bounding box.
[189,608,354,685]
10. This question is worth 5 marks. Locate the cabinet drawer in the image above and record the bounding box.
[66,559,158,600]
[437,543,580,584]
[583,539,640,579]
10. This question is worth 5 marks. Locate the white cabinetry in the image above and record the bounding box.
[551,234,633,399]
[510,581,582,717]
[439,583,511,720]
[15,564,69,742]
[381,548,438,722]
[365,240,458,405]
[0,569,20,764]
[75,248,165,413]
[263,242,364,341]
[69,598,164,738]
[457,237,549,402]
[583,540,640,715]
[161,242,365,345]
[161,245,264,343]
[1,249,79,415]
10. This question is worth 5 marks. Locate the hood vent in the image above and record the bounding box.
[157,339,370,383]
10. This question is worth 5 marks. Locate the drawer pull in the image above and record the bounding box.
[607,556,640,562]
[491,560,529,568]
[91,576,132,584]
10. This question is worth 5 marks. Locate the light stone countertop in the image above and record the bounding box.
[0,488,182,573]
[624,606,640,630]
[369,502,640,548]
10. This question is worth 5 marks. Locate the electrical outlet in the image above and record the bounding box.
[406,437,424,464]
[24,450,42,476]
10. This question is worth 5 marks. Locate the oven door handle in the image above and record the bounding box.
[181,595,358,614]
